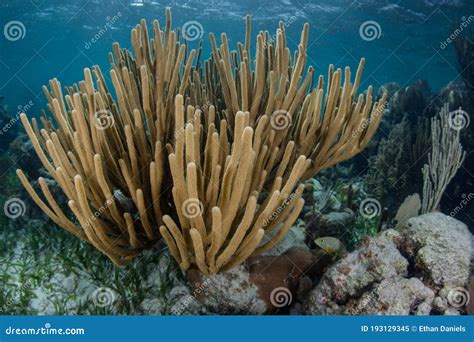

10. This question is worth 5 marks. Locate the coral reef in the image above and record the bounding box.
[366,79,470,223]
[365,119,413,210]
[17,10,385,273]
[394,193,421,227]
[388,80,431,125]
[2,177,470,315]
[305,229,408,314]
[305,213,472,315]
[0,5,472,320]
[453,29,474,94]
[421,104,465,213]
[398,213,471,289]
[363,81,436,215]
[187,247,332,314]
[363,25,474,224]
[345,277,434,315]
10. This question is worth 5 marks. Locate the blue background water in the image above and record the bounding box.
[0,0,472,113]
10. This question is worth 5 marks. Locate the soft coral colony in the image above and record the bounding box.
[16,9,386,274]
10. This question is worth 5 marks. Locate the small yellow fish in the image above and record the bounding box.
[314,236,346,257]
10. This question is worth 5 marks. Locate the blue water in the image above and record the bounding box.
[0,0,472,112]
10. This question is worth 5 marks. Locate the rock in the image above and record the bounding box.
[344,277,434,315]
[187,265,267,314]
[261,221,307,256]
[248,248,332,310]
[304,213,472,316]
[188,247,333,314]
[141,298,164,315]
[398,212,471,288]
[304,229,408,315]
[467,276,474,315]
[318,209,355,234]
[167,285,207,315]
[444,308,461,315]
[313,192,341,211]
[432,296,449,311]
[432,286,470,315]
[305,209,356,246]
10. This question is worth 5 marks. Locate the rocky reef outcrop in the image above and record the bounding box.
[304,213,472,315]
[184,212,471,315]
[187,247,332,314]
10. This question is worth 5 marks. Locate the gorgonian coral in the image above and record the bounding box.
[17,9,385,273]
